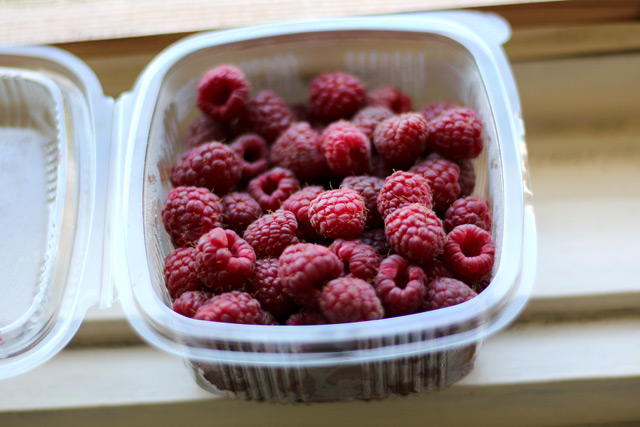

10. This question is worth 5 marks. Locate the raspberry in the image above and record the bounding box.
[422,258,454,283]
[457,158,476,196]
[194,291,271,324]
[357,228,390,255]
[374,255,427,317]
[410,158,461,214]
[472,275,492,294]
[320,121,371,176]
[320,277,383,323]
[285,309,328,325]
[308,188,366,240]
[171,141,242,196]
[242,90,294,142]
[281,186,325,241]
[419,101,458,122]
[248,167,300,212]
[162,186,223,247]
[195,228,256,293]
[373,113,429,169]
[385,204,445,265]
[426,107,484,160]
[352,106,394,140]
[230,134,270,182]
[340,175,384,228]
[309,71,366,122]
[270,122,326,183]
[196,64,250,121]
[424,277,477,311]
[247,258,297,320]
[444,196,492,234]
[278,243,343,308]
[243,209,300,258]
[290,104,311,122]
[377,171,432,219]
[184,114,233,148]
[173,290,212,318]
[329,239,382,283]
[164,247,203,299]
[366,86,412,113]
[442,224,495,283]
[221,192,262,234]
[370,154,394,179]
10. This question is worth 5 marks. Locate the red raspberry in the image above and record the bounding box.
[194,291,271,324]
[309,71,366,122]
[375,255,427,317]
[281,186,325,241]
[242,90,294,142]
[196,64,250,121]
[278,243,343,308]
[457,158,476,196]
[444,196,492,234]
[340,175,384,228]
[472,275,492,294]
[285,309,327,325]
[162,186,223,247]
[419,101,458,122]
[426,107,484,160]
[373,113,429,169]
[308,188,366,240]
[320,121,371,176]
[320,277,383,323]
[173,290,212,318]
[352,106,394,140]
[171,141,242,196]
[442,224,495,283]
[366,86,412,113]
[164,247,203,299]
[385,204,445,265]
[357,228,390,255]
[370,154,394,179]
[195,228,256,293]
[329,239,382,283]
[184,114,233,148]
[424,277,477,311]
[270,122,326,183]
[243,209,300,258]
[230,134,270,182]
[248,167,300,212]
[422,258,454,283]
[221,192,262,234]
[410,158,461,214]
[247,258,297,320]
[377,171,432,219]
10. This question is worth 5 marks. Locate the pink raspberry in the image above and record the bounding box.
[221,192,262,234]
[366,86,412,113]
[194,291,271,324]
[426,107,484,160]
[270,122,327,182]
[352,106,394,139]
[410,158,461,214]
[309,71,366,122]
[195,228,256,293]
[173,290,212,318]
[320,121,371,176]
[419,101,458,122]
[329,239,382,283]
[248,167,300,212]
[171,141,242,196]
[243,209,300,258]
[196,64,250,121]
[385,204,445,265]
[184,114,233,148]
[340,175,384,228]
[357,228,390,255]
[281,186,325,241]
[230,134,270,182]
[162,186,223,247]
[320,277,384,323]
[373,113,429,169]
[247,258,297,320]
[375,255,427,317]
[308,188,366,240]
[242,90,294,142]
[424,277,477,311]
[164,247,203,299]
[442,224,495,284]
[444,196,492,234]
[285,309,328,325]
[377,171,432,219]
[278,243,343,308]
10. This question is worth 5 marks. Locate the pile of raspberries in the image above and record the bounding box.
[163,65,495,326]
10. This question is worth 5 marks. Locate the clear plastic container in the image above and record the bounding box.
[0,11,536,402]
